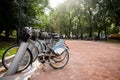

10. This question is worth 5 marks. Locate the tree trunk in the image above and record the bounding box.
[5,29,10,38]
[97,29,101,40]
[104,26,107,40]
[89,24,92,38]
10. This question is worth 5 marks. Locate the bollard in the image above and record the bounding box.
[6,42,29,76]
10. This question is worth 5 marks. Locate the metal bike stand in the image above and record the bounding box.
[6,42,29,76]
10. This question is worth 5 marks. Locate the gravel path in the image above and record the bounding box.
[30,40,120,80]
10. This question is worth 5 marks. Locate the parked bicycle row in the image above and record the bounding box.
[2,27,69,75]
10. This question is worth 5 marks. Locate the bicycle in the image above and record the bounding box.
[37,32,69,69]
[2,27,42,72]
[2,27,69,75]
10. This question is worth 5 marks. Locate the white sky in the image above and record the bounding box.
[49,0,65,8]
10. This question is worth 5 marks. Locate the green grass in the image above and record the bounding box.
[0,41,12,60]
[0,35,17,60]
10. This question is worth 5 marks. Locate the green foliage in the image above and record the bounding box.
[0,42,11,60]
[111,26,119,34]
[0,0,120,40]
[49,0,120,39]
[0,0,49,38]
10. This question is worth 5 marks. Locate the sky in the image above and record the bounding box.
[49,0,65,8]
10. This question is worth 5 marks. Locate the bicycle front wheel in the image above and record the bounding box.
[2,45,32,72]
[48,50,69,69]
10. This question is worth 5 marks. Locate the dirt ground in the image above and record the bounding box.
[30,40,120,80]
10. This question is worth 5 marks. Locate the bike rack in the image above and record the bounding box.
[6,42,29,76]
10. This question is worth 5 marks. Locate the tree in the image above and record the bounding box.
[48,0,120,39]
[0,0,48,39]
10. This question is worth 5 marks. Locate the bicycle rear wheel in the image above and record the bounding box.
[2,45,32,72]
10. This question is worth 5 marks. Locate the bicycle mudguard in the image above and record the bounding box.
[51,44,68,55]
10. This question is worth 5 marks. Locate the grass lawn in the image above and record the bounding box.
[0,41,12,60]
[0,36,16,60]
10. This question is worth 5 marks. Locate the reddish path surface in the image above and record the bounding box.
[31,40,120,80]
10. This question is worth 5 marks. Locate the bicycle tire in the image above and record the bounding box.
[2,45,32,72]
[51,51,68,62]
[48,50,69,69]
[36,40,43,53]
[29,41,39,62]
[40,40,47,51]
[29,39,43,62]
